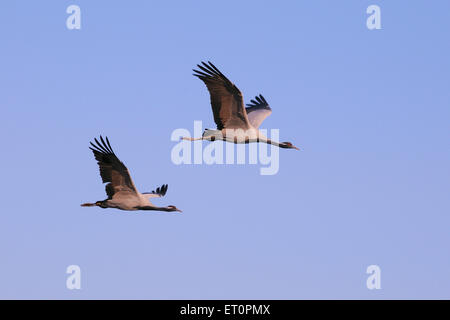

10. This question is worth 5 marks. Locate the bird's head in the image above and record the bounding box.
[280,142,300,150]
[167,205,182,213]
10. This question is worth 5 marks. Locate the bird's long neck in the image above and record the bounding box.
[265,139,281,147]
[156,206,176,212]
[139,206,175,212]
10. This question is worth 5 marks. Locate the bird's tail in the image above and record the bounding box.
[80,202,96,207]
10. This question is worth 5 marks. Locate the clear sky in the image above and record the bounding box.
[1,0,449,299]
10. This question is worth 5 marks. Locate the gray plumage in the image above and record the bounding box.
[81,136,181,212]
[185,61,299,150]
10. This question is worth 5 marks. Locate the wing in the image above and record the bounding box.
[142,184,168,199]
[193,61,251,130]
[89,136,138,199]
[245,94,272,128]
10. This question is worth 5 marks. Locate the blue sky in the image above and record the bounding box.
[0,0,449,299]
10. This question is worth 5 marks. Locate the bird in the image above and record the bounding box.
[81,136,182,212]
[182,61,299,150]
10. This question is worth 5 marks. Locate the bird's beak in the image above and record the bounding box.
[177,209,183,213]
[293,146,300,151]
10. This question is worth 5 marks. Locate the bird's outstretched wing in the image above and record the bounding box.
[89,136,138,199]
[245,94,272,128]
[142,184,168,199]
[193,61,251,130]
